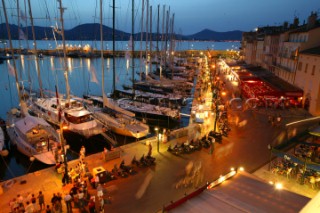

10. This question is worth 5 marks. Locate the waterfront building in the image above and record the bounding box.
[241,12,320,116]
[295,46,320,115]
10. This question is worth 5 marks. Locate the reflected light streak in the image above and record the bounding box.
[50,57,55,71]
[86,59,91,71]
[67,58,72,72]
[107,58,110,69]
[20,55,25,71]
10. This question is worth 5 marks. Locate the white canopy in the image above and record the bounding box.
[15,115,50,134]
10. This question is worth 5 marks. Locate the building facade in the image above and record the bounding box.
[241,12,320,116]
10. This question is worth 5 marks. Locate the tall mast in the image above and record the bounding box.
[58,0,70,103]
[170,13,175,79]
[164,7,170,69]
[145,0,149,76]
[100,0,105,98]
[1,0,21,103]
[160,5,165,79]
[112,0,115,93]
[17,0,21,53]
[149,5,152,69]
[156,4,160,72]
[132,0,135,97]
[139,0,145,81]
[27,0,44,97]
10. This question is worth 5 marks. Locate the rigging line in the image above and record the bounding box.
[0,154,16,179]
[25,158,35,174]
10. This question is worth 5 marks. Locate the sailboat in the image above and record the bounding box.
[27,0,104,139]
[114,0,181,127]
[84,0,149,139]
[2,0,60,165]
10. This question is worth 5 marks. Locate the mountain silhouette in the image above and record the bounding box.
[0,23,242,41]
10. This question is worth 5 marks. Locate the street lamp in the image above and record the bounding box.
[155,127,160,152]
[59,122,69,183]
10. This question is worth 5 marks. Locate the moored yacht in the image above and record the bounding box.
[29,97,104,138]
[117,98,181,127]
[84,95,149,139]
[6,106,60,165]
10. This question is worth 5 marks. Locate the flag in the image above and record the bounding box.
[18,29,27,40]
[8,63,16,77]
[89,66,99,84]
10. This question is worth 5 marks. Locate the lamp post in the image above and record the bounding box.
[268,144,272,171]
[59,122,69,184]
[155,127,160,152]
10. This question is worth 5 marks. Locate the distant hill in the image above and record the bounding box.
[0,23,242,41]
[184,29,243,41]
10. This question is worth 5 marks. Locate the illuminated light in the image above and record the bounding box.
[275,182,283,190]
[207,170,237,189]
[62,125,68,130]
[126,59,129,69]
[230,167,235,171]
[286,116,320,127]
[154,127,159,131]
[218,175,226,182]
[221,91,226,96]
[239,167,244,172]
[269,181,274,185]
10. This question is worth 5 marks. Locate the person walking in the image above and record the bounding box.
[147,141,152,157]
[98,196,104,213]
[102,147,108,161]
[38,191,45,211]
[88,197,95,213]
[64,192,73,213]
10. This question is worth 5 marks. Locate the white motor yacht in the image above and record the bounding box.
[29,97,104,138]
[6,107,61,165]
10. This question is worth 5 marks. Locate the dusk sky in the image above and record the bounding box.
[1,0,319,35]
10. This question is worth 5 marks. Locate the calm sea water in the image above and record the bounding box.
[7,40,240,51]
[0,41,239,181]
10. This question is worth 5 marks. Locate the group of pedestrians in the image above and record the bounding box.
[8,191,45,213]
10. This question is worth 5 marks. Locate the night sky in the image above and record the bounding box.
[1,0,319,34]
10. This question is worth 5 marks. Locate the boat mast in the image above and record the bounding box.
[58,0,71,104]
[164,7,170,71]
[1,0,22,103]
[160,5,165,80]
[170,13,175,80]
[145,0,149,76]
[156,4,160,73]
[149,5,152,70]
[112,0,115,93]
[27,0,44,97]
[132,0,135,97]
[139,0,145,81]
[100,0,105,99]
